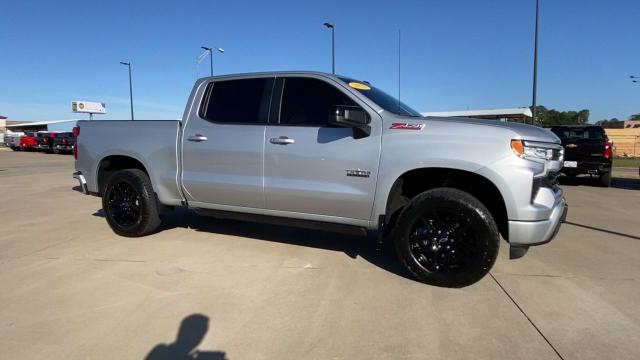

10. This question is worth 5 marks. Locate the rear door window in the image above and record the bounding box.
[200,78,273,124]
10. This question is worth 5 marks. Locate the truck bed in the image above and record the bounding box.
[74,120,184,206]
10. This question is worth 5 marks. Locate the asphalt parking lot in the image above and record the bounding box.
[1,150,639,360]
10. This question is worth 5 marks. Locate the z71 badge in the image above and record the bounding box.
[390,123,425,130]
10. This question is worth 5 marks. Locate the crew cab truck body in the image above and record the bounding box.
[19,133,37,151]
[52,132,75,154]
[36,131,57,153]
[74,71,567,287]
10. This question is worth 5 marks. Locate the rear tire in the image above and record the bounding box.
[394,188,500,287]
[102,169,162,237]
[597,172,611,188]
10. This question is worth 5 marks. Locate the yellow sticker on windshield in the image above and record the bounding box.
[349,82,371,90]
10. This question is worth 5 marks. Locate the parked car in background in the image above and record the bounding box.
[20,133,38,151]
[36,131,57,153]
[52,132,75,154]
[550,125,613,187]
[74,71,567,287]
[4,133,23,150]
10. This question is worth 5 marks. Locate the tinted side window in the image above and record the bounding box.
[200,78,271,124]
[280,77,356,126]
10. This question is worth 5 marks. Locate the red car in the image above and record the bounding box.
[19,133,38,151]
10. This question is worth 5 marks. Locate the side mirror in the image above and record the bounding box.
[329,105,371,138]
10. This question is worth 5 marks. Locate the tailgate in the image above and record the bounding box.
[563,139,605,161]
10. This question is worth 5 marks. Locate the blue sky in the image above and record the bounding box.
[1,0,638,123]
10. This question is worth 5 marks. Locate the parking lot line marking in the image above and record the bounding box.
[489,273,565,360]
[564,221,640,241]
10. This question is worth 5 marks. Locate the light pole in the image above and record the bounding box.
[201,46,224,77]
[323,22,335,74]
[531,0,540,126]
[120,61,134,121]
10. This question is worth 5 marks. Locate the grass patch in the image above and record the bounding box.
[613,157,640,168]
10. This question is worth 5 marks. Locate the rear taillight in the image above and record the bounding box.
[603,140,612,159]
[72,126,80,160]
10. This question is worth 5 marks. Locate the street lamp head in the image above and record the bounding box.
[120,61,130,66]
[323,22,334,29]
[216,47,224,53]
[201,46,211,51]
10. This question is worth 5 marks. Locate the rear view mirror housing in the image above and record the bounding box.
[329,105,371,138]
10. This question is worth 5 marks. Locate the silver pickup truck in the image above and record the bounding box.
[74,71,567,287]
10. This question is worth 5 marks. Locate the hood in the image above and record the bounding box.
[423,116,561,144]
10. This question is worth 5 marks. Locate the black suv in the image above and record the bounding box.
[550,125,613,187]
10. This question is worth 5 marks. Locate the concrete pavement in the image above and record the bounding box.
[0,151,639,359]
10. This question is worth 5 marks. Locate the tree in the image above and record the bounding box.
[535,106,589,127]
[595,118,625,128]
[630,114,640,120]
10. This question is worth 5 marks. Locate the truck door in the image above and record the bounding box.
[264,76,381,221]
[181,77,274,208]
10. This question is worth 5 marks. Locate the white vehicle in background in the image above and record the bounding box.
[4,132,24,151]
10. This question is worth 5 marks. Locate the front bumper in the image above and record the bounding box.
[508,197,568,258]
[37,144,50,150]
[73,171,89,194]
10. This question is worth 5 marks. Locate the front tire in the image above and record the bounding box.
[394,188,500,287]
[102,169,162,237]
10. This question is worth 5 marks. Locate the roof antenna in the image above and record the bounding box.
[397,28,401,110]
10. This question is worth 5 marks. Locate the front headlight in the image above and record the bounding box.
[511,139,564,162]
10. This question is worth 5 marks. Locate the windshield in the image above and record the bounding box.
[339,77,423,117]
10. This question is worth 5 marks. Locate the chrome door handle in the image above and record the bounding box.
[187,134,208,142]
[269,136,295,145]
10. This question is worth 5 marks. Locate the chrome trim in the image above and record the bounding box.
[73,171,89,194]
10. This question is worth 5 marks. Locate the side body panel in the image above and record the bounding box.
[75,120,183,206]
[263,74,382,220]
[179,75,273,209]
[370,116,522,228]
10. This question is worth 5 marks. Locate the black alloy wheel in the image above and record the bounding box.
[102,169,162,237]
[394,188,500,287]
[106,180,142,229]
